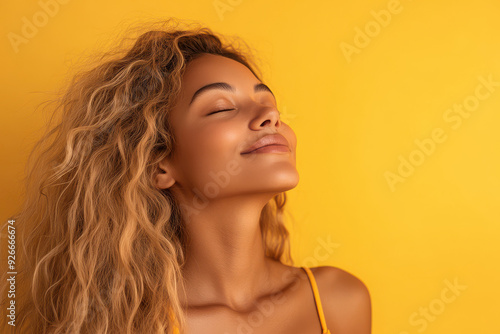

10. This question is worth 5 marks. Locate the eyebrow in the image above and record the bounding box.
[189,82,275,106]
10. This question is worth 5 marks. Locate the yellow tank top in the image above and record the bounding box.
[170,266,332,334]
[302,266,332,334]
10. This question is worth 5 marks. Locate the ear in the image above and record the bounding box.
[155,157,176,189]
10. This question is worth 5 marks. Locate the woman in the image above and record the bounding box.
[1,18,371,334]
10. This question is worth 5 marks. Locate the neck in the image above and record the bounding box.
[178,194,279,311]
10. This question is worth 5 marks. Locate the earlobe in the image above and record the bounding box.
[155,172,176,189]
[155,160,176,189]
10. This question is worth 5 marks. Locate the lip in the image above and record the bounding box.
[241,133,290,154]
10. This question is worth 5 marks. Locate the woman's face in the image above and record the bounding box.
[158,53,299,204]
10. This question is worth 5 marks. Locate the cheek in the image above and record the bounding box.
[177,123,242,182]
[281,123,297,149]
[198,123,240,161]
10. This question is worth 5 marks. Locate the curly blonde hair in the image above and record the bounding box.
[0,18,293,334]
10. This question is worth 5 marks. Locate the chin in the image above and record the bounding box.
[261,170,300,192]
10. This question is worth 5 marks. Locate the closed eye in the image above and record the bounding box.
[207,108,235,115]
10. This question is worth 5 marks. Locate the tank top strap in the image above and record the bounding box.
[302,266,332,334]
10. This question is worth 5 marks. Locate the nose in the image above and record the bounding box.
[250,105,281,130]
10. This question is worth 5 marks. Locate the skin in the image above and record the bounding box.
[155,53,371,333]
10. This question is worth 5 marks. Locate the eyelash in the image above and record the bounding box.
[207,107,281,116]
[207,108,235,115]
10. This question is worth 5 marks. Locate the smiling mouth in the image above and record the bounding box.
[241,144,290,154]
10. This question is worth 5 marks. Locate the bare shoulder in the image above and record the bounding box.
[310,266,372,334]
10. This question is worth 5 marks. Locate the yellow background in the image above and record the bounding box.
[1,0,499,333]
